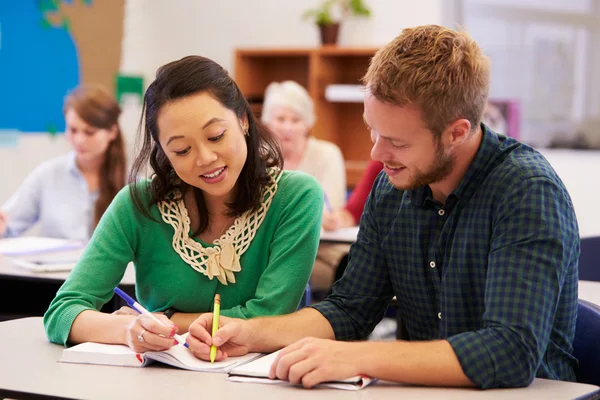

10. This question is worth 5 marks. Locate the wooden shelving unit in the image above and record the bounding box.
[234,47,379,187]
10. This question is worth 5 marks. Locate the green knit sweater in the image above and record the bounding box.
[44,170,323,345]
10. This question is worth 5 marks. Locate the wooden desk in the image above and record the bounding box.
[579,280,600,306]
[1,318,598,400]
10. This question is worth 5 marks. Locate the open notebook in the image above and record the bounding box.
[60,335,261,373]
[227,349,377,390]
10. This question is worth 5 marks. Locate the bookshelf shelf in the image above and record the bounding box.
[324,84,364,102]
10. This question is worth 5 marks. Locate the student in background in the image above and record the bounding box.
[185,25,579,389]
[316,159,383,294]
[0,85,126,241]
[261,81,346,295]
[322,159,383,231]
[261,80,346,211]
[44,56,323,354]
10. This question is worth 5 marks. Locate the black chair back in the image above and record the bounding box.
[573,299,600,385]
[579,236,600,281]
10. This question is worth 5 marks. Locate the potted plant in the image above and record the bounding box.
[303,0,371,46]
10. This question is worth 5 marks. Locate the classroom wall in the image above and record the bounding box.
[0,0,444,205]
[2,1,599,239]
[120,0,445,82]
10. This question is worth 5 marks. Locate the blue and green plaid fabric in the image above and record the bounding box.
[312,125,579,389]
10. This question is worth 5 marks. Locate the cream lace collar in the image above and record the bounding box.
[158,168,282,285]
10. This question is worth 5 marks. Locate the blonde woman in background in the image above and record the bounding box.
[0,85,127,241]
[262,81,348,296]
[261,81,346,210]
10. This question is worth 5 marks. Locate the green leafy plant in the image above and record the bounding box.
[302,0,371,26]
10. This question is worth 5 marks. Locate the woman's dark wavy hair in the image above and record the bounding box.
[129,55,283,235]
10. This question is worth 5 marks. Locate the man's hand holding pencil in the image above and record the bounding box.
[187,313,252,362]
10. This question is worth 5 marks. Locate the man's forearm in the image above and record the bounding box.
[360,340,475,387]
[248,308,335,352]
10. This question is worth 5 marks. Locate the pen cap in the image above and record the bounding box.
[113,287,135,306]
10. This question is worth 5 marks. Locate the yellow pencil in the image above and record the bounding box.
[210,294,221,363]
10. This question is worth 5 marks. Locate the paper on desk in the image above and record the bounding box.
[10,259,77,272]
[0,237,83,256]
[319,226,359,243]
[227,350,376,390]
[227,375,376,391]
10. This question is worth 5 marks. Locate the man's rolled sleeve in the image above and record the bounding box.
[448,332,497,388]
[311,300,355,340]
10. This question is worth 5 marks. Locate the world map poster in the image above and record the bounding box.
[0,0,124,134]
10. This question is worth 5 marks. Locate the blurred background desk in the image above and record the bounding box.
[0,251,135,321]
[538,149,600,240]
[579,281,600,307]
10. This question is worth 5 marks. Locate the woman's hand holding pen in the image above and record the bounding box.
[111,288,186,352]
[187,314,252,361]
[122,312,179,353]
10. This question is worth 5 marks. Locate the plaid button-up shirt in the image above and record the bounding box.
[312,125,579,389]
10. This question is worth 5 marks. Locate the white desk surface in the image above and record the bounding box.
[0,250,135,286]
[579,280,600,306]
[0,318,598,400]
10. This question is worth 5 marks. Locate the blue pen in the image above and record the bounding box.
[113,287,188,348]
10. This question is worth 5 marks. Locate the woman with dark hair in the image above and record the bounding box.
[0,84,126,240]
[44,56,323,355]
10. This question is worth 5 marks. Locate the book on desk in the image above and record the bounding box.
[60,334,261,372]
